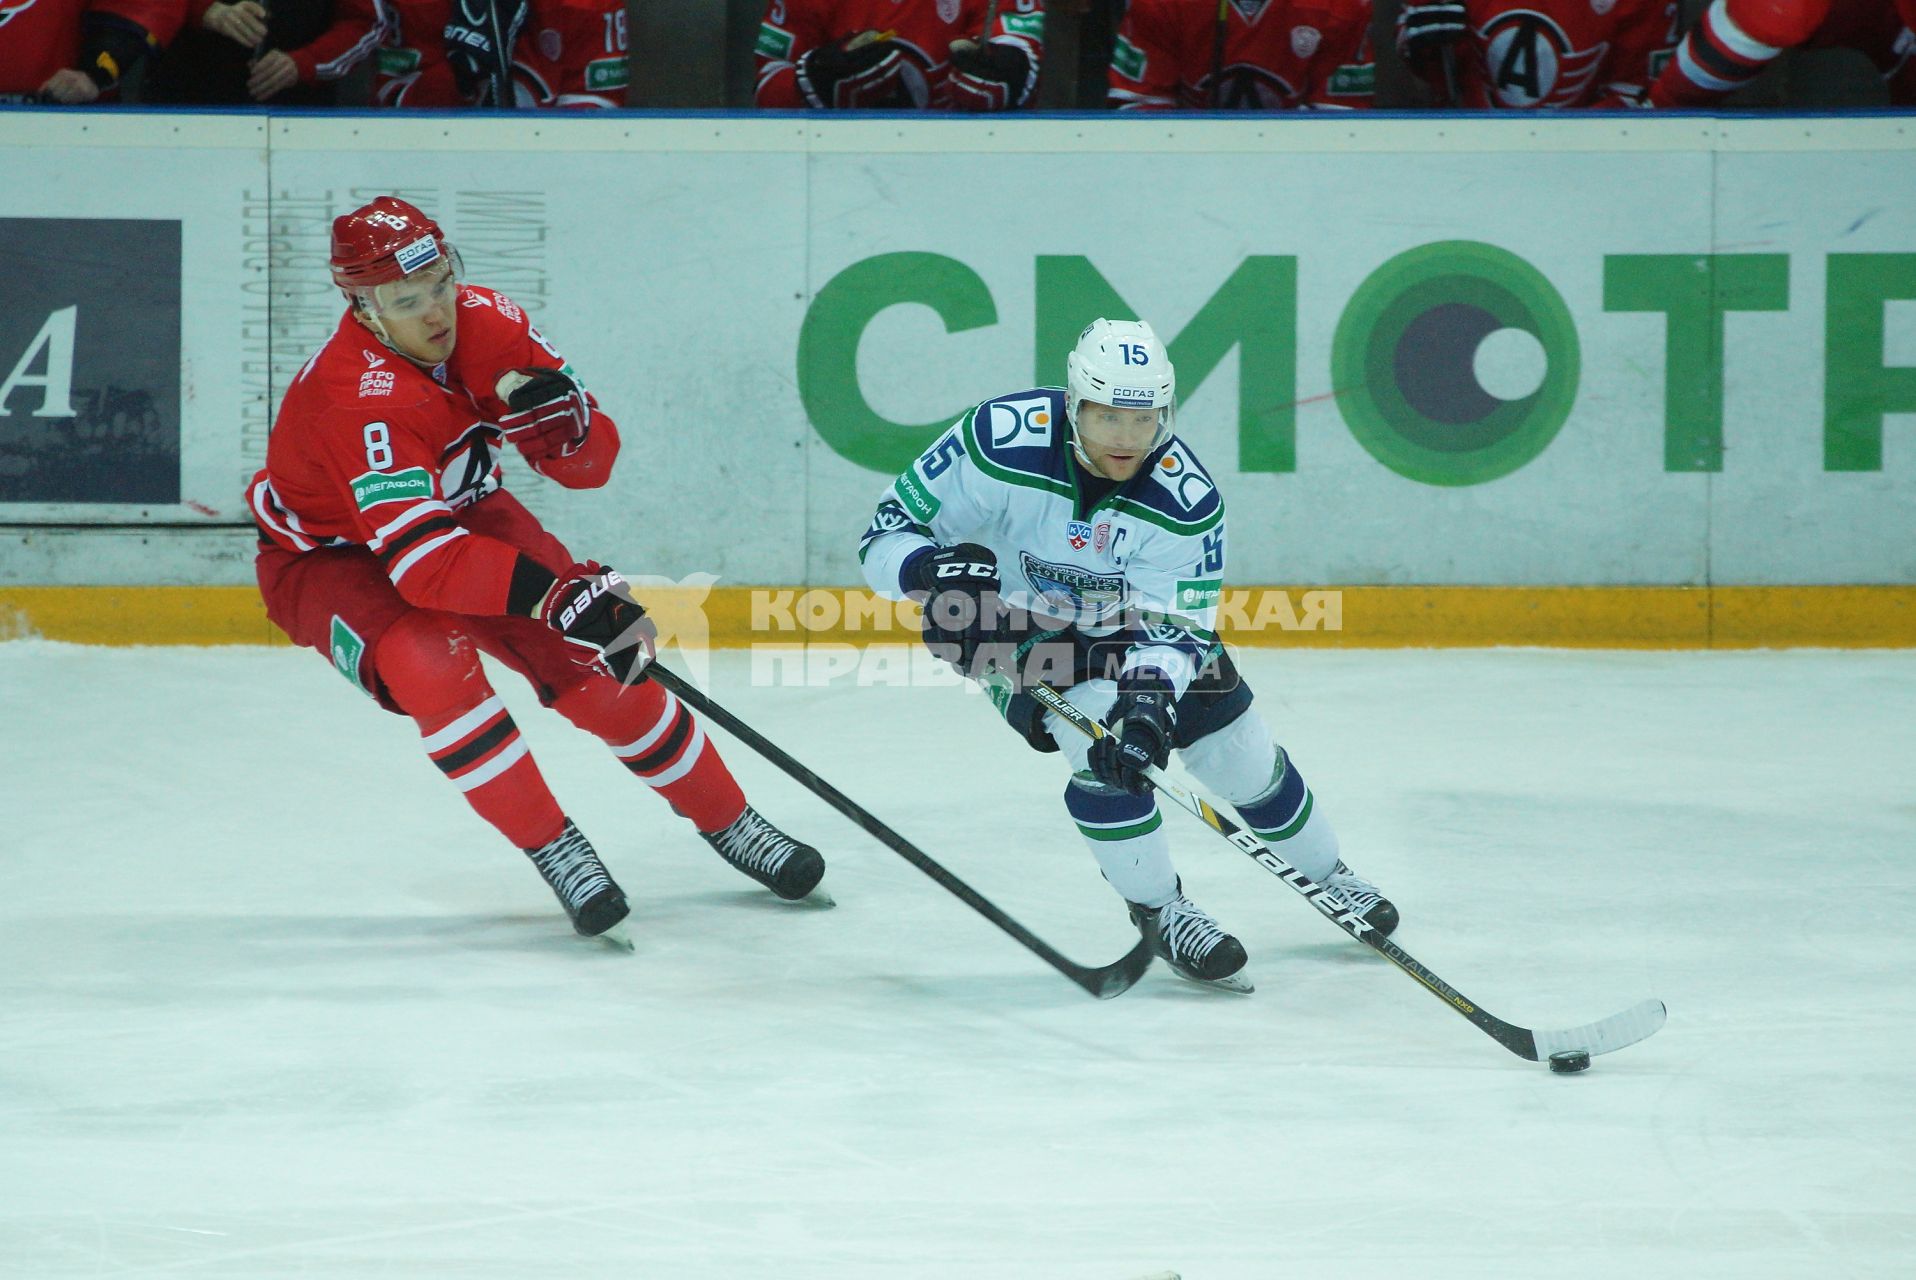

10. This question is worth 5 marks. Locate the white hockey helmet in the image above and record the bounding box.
[1064,318,1176,464]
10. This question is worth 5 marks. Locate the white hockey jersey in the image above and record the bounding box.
[859,386,1227,695]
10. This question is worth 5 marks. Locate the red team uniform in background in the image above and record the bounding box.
[508,0,628,108]
[366,0,463,105]
[1108,0,1376,110]
[0,0,184,97]
[755,0,1045,109]
[1650,0,1915,107]
[1406,0,1679,107]
[173,0,381,90]
[369,0,625,107]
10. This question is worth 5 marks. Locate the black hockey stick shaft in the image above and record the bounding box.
[1438,46,1459,108]
[1028,684,1665,1058]
[648,665,1153,999]
[485,0,514,106]
[1209,0,1229,108]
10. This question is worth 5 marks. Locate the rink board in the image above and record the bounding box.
[2,113,1913,646]
[4,583,1914,649]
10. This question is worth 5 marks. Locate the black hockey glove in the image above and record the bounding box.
[538,562,657,686]
[901,542,1002,676]
[1087,672,1177,796]
[444,0,528,102]
[946,37,1033,112]
[496,367,590,463]
[796,31,912,109]
[1396,1,1469,70]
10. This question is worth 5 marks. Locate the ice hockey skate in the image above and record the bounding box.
[1322,861,1399,937]
[524,820,632,949]
[703,806,832,905]
[1128,885,1252,993]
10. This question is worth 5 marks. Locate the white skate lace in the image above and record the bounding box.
[1323,863,1382,914]
[714,809,796,875]
[1157,895,1229,964]
[530,826,614,909]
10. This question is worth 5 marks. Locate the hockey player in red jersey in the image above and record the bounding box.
[1396,0,1680,107]
[365,0,466,106]
[171,0,380,102]
[1649,0,1915,108]
[754,0,1044,110]
[251,197,829,944]
[504,0,629,107]
[1108,0,1376,110]
[0,0,185,102]
[375,0,622,109]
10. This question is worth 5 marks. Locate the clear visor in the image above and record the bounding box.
[359,253,459,320]
[1074,399,1172,455]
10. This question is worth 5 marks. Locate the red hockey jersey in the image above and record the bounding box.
[0,0,184,95]
[249,286,619,617]
[510,0,627,108]
[754,0,1045,109]
[1109,0,1375,110]
[368,0,462,105]
[1407,0,1679,108]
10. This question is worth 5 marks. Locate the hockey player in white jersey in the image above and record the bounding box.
[859,318,1398,991]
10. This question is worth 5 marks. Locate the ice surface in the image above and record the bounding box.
[2,643,1913,1279]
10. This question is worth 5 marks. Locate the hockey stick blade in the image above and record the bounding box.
[648,666,1153,999]
[1027,684,1667,1058]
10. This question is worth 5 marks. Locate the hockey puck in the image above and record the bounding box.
[1548,1049,1592,1074]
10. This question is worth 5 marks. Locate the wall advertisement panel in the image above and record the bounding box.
[1,115,1909,597]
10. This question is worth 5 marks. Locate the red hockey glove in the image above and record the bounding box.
[539,562,656,685]
[497,367,590,463]
[946,38,1033,112]
[796,31,912,109]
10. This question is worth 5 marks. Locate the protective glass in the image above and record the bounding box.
[362,252,460,319]
[1073,399,1173,454]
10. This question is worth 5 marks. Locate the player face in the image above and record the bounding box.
[1075,401,1165,481]
[364,261,459,364]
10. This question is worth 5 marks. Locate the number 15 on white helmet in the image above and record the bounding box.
[1065,318,1176,480]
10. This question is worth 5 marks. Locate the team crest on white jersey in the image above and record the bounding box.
[1481,12,1609,108]
[985,396,1056,449]
[1019,552,1124,617]
[1067,520,1093,550]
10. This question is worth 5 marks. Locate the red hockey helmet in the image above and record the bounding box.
[329,197,454,291]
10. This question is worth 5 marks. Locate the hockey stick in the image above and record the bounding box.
[483,0,515,107]
[1209,0,1229,108]
[1027,684,1667,1062]
[646,665,1155,999]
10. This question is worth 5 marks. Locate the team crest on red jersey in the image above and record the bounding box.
[1479,11,1608,107]
[1200,63,1303,109]
[936,0,960,21]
